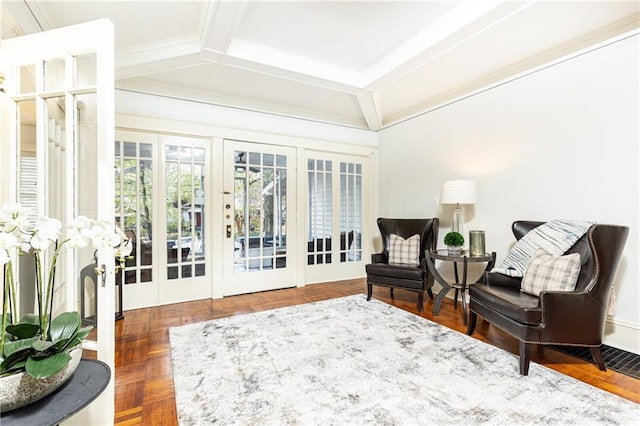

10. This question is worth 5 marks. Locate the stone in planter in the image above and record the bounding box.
[447,246,463,256]
[0,347,83,412]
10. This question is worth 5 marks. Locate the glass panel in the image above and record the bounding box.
[123,142,136,157]
[75,93,100,335]
[45,98,65,148]
[195,264,205,276]
[165,141,206,279]
[249,152,260,165]
[234,150,287,273]
[115,139,155,286]
[179,146,192,161]
[194,148,205,162]
[166,161,179,266]
[44,58,65,91]
[75,53,96,86]
[19,64,36,93]
[307,159,332,266]
[140,143,152,159]
[339,161,363,263]
[139,159,153,266]
[166,145,178,160]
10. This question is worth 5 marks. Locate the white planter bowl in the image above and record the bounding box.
[0,347,82,412]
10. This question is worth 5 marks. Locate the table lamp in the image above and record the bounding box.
[440,179,477,233]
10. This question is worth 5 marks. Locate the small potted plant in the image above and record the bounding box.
[444,231,464,256]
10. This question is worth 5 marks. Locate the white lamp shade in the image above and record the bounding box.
[440,180,477,205]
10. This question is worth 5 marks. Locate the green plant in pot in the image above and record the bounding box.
[0,202,130,395]
[444,231,464,256]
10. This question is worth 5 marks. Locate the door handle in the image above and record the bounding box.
[226,224,232,238]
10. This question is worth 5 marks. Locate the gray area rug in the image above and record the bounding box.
[169,295,639,425]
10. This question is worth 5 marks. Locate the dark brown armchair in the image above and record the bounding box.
[365,218,439,312]
[467,221,629,375]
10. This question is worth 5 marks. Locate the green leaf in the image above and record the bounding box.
[6,323,40,339]
[60,326,93,352]
[32,339,56,352]
[3,336,39,357]
[25,351,71,379]
[49,312,81,342]
[0,348,31,372]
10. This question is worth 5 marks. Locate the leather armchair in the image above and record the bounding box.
[365,218,439,312]
[467,221,629,375]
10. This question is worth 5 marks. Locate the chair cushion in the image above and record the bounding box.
[388,233,420,266]
[521,249,581,297]
[470,284,542,325]
[365,263,424,281]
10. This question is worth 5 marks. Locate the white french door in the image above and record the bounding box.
[222,140,297,295]
[0,19,115,424]
[305,152,367,284]
[160,135,210,304]
[114,131,211,309]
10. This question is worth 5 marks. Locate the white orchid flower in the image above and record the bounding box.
[30,217,62,251]
[65,215,94,248]
[0,231,18,249]
[0,202,31,232]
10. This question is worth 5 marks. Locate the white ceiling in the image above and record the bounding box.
[2,1,639,131]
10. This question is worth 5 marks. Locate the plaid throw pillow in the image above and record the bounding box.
[521,249,581,297]
[388,233,420,266]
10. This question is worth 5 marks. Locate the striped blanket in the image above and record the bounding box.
[492,219,593,277]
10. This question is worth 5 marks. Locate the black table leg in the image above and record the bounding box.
[426,254,452,315]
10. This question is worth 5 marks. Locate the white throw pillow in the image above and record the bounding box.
[521,249,581,297]
[388,233,420,266]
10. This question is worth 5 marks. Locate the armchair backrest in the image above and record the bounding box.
[377,218,439,263]
[511,221,629,298]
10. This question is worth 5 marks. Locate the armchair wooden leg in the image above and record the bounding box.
[466,311,477,336]
[417,291,424,313]
[589,346,607,371]
[427,288,434,299]
[390,287,394,298]
[519,341,532,376]
[367,283,373,301]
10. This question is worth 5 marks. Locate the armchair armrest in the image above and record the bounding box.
[540,291,604,343]
[371,253,388,264]
[484,271,522,289]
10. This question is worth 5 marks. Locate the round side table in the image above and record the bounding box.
[426,249,496,325]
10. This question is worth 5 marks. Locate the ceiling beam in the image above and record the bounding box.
[200,0,248,63]
[356,90,382,131]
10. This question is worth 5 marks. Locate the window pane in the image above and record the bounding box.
[75,53,96,86]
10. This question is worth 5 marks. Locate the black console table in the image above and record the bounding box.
[1,359,111,426]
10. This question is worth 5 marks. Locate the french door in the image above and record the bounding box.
[1,19,115,424]
[305,152,366,284]
[114,131,211,309]
[222,140,297,295]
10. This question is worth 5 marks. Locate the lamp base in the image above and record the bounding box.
[453,205,462,233]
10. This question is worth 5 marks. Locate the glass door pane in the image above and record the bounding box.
[115,140,154,287]
[233,151,287,272]
[165,144,206,280]
[340,161,363,263]
[223,140,296,296]
[307,159,333,265]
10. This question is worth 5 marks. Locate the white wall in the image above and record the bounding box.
[377,35,639,353]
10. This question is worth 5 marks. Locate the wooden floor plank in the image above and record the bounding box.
[114,279,640,425]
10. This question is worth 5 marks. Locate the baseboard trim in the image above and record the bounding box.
[604,317,640,355]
